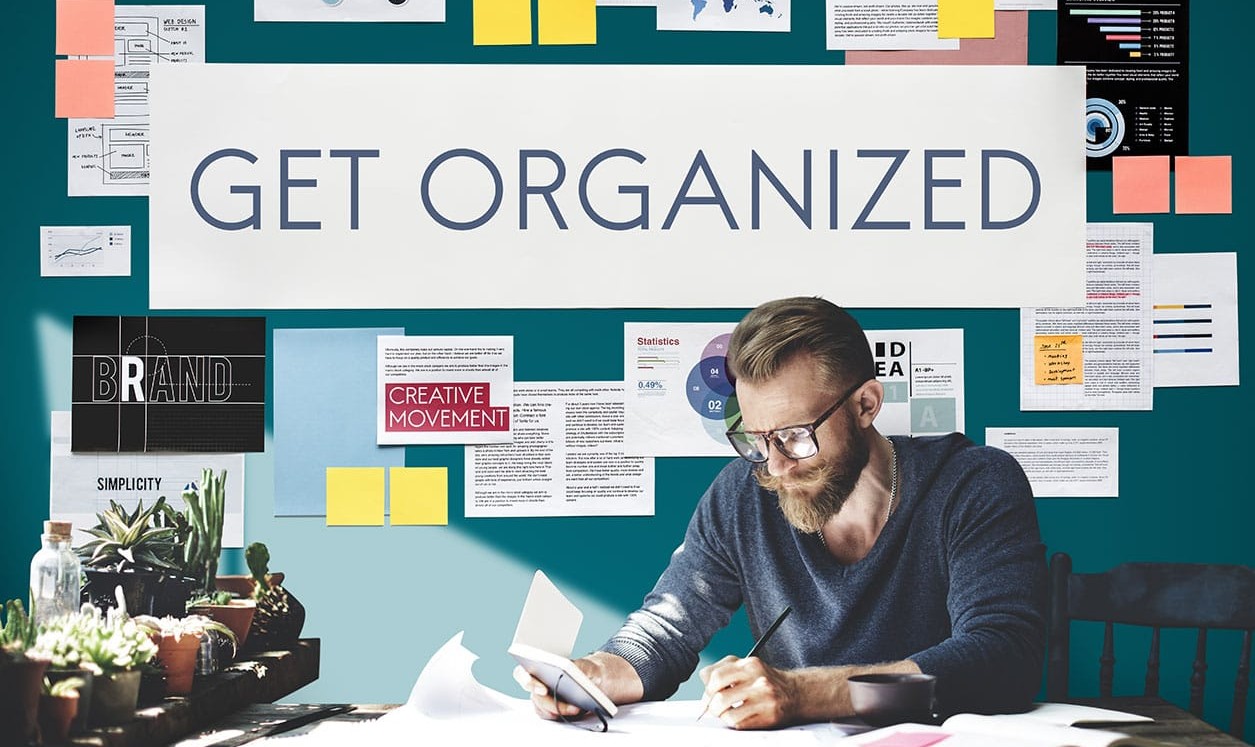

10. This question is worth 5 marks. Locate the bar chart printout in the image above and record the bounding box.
[1058,0,1188,170]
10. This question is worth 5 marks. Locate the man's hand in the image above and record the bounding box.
[699,658,924,729]
[513,652,644,721]
[698,655,800,730]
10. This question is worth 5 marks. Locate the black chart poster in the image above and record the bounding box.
[71,316,266,453]
[1058,0,1189,170]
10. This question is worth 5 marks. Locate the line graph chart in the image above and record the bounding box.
[41,225,131,277]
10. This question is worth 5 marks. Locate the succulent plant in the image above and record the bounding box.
[75,497,182,573]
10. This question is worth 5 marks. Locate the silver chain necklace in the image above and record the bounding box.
[817,436,898,550]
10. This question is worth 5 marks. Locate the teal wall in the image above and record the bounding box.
[2,1,1251,739]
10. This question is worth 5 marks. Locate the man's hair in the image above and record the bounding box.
[726,297,875,390]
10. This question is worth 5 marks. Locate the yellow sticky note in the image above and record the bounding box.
[1174,156,1233,215]
[57,0,115,56]
[1034,335,1083,386]
[539,0,596,45]
[55,58,114,119]
[326,467,385,526]
[390,467,449,526]
[938,0,995,39]
[474,0,532,46]
[1112,155,1171,214]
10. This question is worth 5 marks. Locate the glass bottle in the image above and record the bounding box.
[29,520,82,626]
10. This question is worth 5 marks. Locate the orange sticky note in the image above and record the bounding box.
[326,467,385,526]
[1174,156,1233,214]
[539,0,596,45]
[1111,156,1170,214]
[474,0,532,46]
[1034,335,1083,386]
[389,467,449,526]
[55,58,115,118]
[938,0,995,39]
[56,0,115,56]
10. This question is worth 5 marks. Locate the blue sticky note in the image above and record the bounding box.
[274,327,405,516]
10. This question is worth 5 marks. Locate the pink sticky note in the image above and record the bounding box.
[1175,156,1233,214]
[55,59,115,118]
[847,11,1026,66]
[56,0,115,56]
[1112,156,1170,214]
[861,732,952,747]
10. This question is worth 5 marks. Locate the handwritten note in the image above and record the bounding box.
[1034,335,1083,385]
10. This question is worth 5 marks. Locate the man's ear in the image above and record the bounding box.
[854,380,884,427]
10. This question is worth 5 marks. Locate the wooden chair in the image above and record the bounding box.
[1048,552,1255,738]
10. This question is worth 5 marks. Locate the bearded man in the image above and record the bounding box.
[517,297,1048,730]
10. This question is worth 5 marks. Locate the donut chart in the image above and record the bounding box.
[683,333,740,443]
[1086,98,1125,159]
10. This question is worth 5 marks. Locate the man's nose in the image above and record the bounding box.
[765,442,796,476]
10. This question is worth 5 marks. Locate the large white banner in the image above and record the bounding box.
[150,65,1086,309]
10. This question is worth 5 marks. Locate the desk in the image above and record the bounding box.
[174,696,1251,746]
[1067,696,1251,747]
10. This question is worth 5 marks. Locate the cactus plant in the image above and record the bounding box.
[183,468,227,594]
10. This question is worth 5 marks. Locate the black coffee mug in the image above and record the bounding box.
[847,673,938,727]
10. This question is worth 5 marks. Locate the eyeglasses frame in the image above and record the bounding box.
[724,378,868,463]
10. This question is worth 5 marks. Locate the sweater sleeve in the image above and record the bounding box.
[908,447,1049,716]
[597,467,746,701]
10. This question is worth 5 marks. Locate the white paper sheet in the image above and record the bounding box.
[49,412,245,547]
[255,0,444,22]
[376,335,513,445]
[40,226,131,277]
[986,427,1118,498]
[466,382,654,517]
[271,632,863,745]
[865,329,966,437]
[1020,223,1154,411]
[67,6,205,197]
[657,0,790,31]
[995,0,1055,8]
[624,322,738,457]
[1152,252,1240,388]
[828,0,960,51]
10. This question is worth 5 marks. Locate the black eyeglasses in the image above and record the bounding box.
[725,379,867,463]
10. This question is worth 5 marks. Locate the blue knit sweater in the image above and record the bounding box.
[599,433,1048,717]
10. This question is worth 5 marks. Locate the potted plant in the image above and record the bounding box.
[184,469,257,650]
[240,542,305,652]
[75,497,193,616]
[134,614,236,695]
[1,599,48,747]
[39,675,86,744]
[31,602,158,727]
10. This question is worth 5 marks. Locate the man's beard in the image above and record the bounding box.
[755,423,871,533]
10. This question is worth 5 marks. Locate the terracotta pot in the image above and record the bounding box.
[215,572,284,597]
[188,599,256,652]
[0,656,49,746]
[90,669,141,727]
[45,668,94,734]
[39,691,80,745]
[154,632,202,695]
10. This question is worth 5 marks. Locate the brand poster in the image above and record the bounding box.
[71,316,266,452]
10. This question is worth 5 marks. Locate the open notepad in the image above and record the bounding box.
[848,702,1170,747]
[507,570,618,720]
